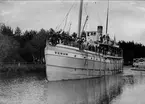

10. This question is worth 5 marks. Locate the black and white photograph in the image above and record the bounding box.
[0,0,145,104]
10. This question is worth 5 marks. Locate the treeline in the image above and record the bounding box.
[0,24,77,64]
[0,23,145,65]
[118,41,145,65]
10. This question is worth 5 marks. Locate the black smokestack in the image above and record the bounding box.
[97,26,103,34]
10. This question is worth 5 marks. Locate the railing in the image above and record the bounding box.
[47,40,123,57]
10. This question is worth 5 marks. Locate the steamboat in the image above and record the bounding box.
[45,0,123,81]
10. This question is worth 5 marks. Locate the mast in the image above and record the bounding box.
[105,0,109,34]
[82,15,89,32]
[77,0,83,38]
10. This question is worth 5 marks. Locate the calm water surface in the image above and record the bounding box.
[0,67,145,104]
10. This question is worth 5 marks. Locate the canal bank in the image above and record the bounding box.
[0,63,46,77]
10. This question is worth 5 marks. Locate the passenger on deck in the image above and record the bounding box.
[102,35,106,43]
[100,36,103,43]
[83,41,89,50]
[106,34,110,44]
[95,45,98,53]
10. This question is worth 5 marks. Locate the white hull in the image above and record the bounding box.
[45,44,123,81]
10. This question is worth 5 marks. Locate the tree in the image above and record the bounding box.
[0,34,11,62]
[0,24,13,36]
[15,27,21,36]
[118,40,145,65]
[29,28,48,63]
[0,33,20,63]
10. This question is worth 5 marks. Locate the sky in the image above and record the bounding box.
[1,0,145,44]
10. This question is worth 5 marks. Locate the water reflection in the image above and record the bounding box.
[111,75,145,104]
[0,70,143,104]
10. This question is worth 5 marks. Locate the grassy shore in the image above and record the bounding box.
[0,63,46,73]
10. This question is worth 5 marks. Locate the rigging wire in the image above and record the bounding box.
[63,14,68,31]
[83,2,89,31]
[56,1,76,31]
[68,22,72,34]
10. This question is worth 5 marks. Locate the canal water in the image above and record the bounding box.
[0,66,145,104]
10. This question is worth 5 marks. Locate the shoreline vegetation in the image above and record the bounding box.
[0,62,45,74]
[0,23,145,74]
